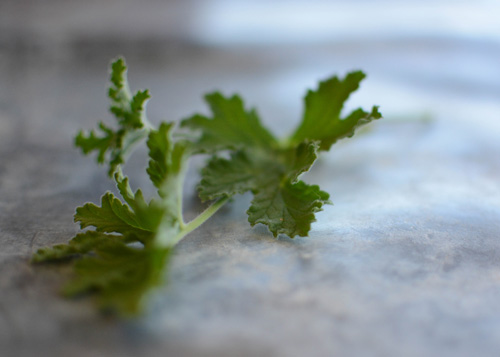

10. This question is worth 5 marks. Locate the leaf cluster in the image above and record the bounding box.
[182,75,381,236]
[33,57,381,315]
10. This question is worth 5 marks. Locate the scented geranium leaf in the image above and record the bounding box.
[75,192,154,242]
[108,58,150,129]
[62,239,170,316]
[285,141,320,182]
[185,74,380,237]
[76,57,151,176]
[198,151,257,201]
[110,90,150,129]
[108,57,128,103]
[75,122,117,164]
[76,126,148,176]
[198,141,319,201]
[32,231,126,263]
[114,169,148,211]
[146,123,173,189]
[198,141,326,237]
[181,92,277,152]
[247,180,330,238]
[113,171,166,236]
[290,71,381,151]
[147,122,190,197]
[146,123,192,246]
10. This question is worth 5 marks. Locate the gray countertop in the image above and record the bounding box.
[1,1,500,356]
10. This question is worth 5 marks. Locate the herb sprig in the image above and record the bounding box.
[33,58,381,315]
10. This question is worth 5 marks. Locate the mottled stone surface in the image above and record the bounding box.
[1,1,500,356]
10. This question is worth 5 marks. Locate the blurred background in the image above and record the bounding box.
[1,1,500,357]
[1,0,499,137]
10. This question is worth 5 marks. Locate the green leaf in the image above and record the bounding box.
[197,141,327,237]
[74,192,155,244]
[110,89,150,129]
[290,71,381,151]
[114,169,148,212]
[75,57,150,176]
[284,141,320,182]
[74,122,117,164]
[186,74,380,237]
[108,57,150,129]
[75,192,146,233]
[63,240,170,316]
[248,180,330,237]
[32,231,124,263]
[198,151,257,201]
[147,123,173,190]
[181,92,277,153]
[146,123,192,246]
[109,57,128,99]
[147,122,190,196]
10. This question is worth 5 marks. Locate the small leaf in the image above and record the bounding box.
[147,122,175,190]
[74,122,118,164]
[109,57,128,97]
[285,141,320,182]
[75,192,153,241]
[75,57,150,176]
[247,180,330,237]
[290,71,381,151]
[181,92,277,153]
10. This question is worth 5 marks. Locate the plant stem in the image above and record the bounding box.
[177,167,187,230]
[171,196,230,246]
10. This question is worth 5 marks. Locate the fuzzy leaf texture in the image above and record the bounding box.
[181,92,277,153]
[290,71,381,150]
[184,71,379,237]
[75,57,151,176]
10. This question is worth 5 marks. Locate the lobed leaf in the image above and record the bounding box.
[185,73,380,237]
[290,71,381,151]
[75,192,151,236]
[248,180,330,237]
[181,93,277,153]
[147,122,190,196]
[75,57,150,176]
[198,151,257,201]
[197,141,326,237]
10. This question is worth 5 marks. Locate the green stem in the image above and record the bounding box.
[177,168,187,229]
[171,196,230,246]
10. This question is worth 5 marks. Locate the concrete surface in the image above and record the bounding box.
[1,1,499,356]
